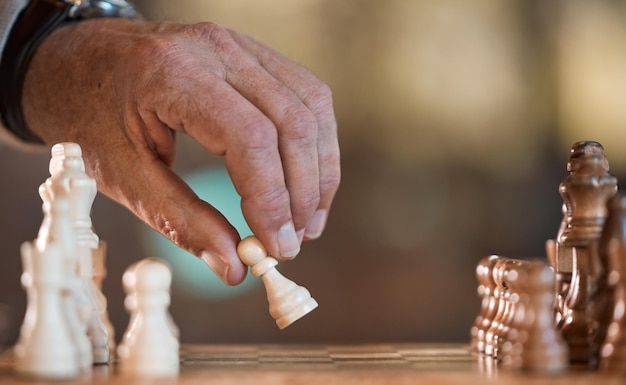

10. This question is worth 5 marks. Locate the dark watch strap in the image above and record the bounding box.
[0,0,139,143]
[0,0,71,143]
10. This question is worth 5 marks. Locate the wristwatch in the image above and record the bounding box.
[0,0,140,143]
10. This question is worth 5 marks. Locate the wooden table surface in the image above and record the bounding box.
[0,343,623,384]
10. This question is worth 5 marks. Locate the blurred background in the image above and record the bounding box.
[2,0,626,347]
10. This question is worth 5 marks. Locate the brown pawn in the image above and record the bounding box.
[518,261,568,373]
[494,259,524,358]
[558,141,617,365]
[471,255,500,354]
[484,259,508,358]
[498,260,528,368]
[599,194,626,371]
[485,258,521,359]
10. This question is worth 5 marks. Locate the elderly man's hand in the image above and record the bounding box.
[21,18,340,285]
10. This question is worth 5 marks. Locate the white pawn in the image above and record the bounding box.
[14,198,80,379]
[117,259,179,378]
[237,236,318,329]
[117,260,179,358]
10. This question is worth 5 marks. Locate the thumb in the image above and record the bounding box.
[97,150,247,286]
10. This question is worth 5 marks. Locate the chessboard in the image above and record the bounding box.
[0,343,620,384]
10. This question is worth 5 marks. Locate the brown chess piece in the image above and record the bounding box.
[471,255,500,354]
[554,141,608,325]
[485,258,522,359]
[518,261,568,373]
[558,141,617,365]
[498,259,528,369]
[599,194,626,371]
[494,259,524,358]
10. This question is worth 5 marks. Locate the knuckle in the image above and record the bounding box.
[131,36,192,83]
[279,103,317,143]
[153,213,188,249]
[133,31,180,61]
[246,186,290,221]
[321,170,341,195]
[132,22,237,77]
[293,190,321,217]
[150,200,208,257]
[185,22,238,56]
[302,82,334,113]
[132,36,174,70]
[238,118,278,154]
[184,21,221,38]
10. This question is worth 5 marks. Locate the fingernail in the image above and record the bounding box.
[278,222,300,259]
[304,210,327,239]
[296,228,305,243]
[200,251,230,284]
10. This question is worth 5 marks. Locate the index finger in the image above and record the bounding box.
[228,31,341,240]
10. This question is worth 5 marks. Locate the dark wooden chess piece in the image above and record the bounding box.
[598,194,626,371]
[496,259,525,358]
[485,258,525,359]
[471,255,500,354]
[478,258,568,372]
[557,141,617,365]
[555,141,609,325]
[519,261,568,373]
[484,258,510,358]
[498,259,527,369]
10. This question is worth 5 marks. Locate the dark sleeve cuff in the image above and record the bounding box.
[0,0,140,144]
[0,0,70,143]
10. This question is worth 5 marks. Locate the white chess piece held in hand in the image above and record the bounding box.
[237,236,318,329]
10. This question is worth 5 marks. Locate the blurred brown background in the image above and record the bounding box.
[2,0,626,346]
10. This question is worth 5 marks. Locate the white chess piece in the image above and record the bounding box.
[14,197,80,379]
[14,236,35,356]
[50,144,110,364]
[45,188,94,370]
[49,142,82,177]
[33,142,80,250]
[92,241,116,356]
[237,236,318,329]
[117,259,179,378]
[38,144,96,368]
[118,259,179,358]
[23,162,93,370]
[64,156,109,364]
[117,260,141,357]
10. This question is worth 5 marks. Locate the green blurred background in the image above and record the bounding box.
[1,0,626,346]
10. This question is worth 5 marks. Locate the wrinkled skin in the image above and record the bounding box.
[22,18,341,285]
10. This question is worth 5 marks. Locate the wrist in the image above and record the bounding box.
[0,0,140,143]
